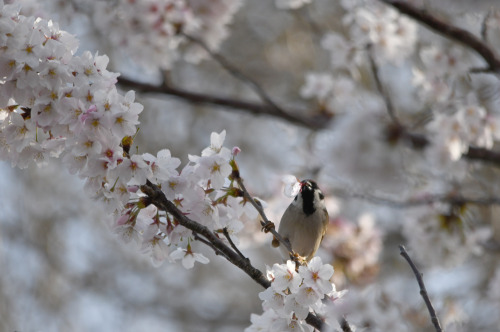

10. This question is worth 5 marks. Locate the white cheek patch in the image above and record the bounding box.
[292,194,302,207]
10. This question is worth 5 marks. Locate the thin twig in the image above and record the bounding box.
[336,190,500,208]
[222,227,248,262]
[234,177,297,261]
[380,0,500,72]
[117,76,329,130]
[367,43,399,125]
[366,43,433,150]
[193,232,228,258]
[481,10,492,42]
[399,245,443,332]
[182,33,286,114]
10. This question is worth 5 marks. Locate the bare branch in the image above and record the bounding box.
[399,245,443,332]
[380,0,500,72]
[117,76,329,130]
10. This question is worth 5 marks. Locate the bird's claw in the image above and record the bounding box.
[261,221,275,233]
[289,252,307,267]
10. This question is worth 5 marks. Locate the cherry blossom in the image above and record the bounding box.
[299,257,334,294]
[6,1,500,331]
[282,174,300,198]
[271,260,301,293]
[275,0,312,10]
[170,246,210,269]
[248,259,339,331]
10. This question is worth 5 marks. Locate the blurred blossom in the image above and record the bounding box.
[300,72,335,102]
[4,1,500,331]
[282,174,300,198]
[323,214,382,287]
[321,32,359,70]
[402,202,491,267]
[275,0,312,10]
[247,259,341,332]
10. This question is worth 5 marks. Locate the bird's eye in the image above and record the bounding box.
[318,192,324,200]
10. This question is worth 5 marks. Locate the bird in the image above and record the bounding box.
[273,179,329,262]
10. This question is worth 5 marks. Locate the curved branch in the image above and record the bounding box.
[380,0,500,72]
[118,76,329,130]
[234,176,296,257]
[182,33,285,115]
[141,180,270,288]
[399,245,443,332]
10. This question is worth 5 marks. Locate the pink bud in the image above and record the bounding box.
[128,185,139,193]
[232,146,241,156]
[116,213,130,225]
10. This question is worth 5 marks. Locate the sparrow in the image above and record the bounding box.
[273,179,329,262]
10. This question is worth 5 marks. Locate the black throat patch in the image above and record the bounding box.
[301,185,316,216]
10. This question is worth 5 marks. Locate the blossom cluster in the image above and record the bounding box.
[91,0,242,69]
[0,3,257,268]
[247,257,344,332]
[427,102,500,165]
[298,1,417,115]
[116,130,260,267]
[323,214,382,287]
[12,0,242,69]
[0,2,141,172]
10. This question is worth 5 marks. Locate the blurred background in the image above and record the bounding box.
[2,0,500,331]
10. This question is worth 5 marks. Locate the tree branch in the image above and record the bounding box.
[141,180,270,289]
[140,180,325,331]
[380,0,500,72]
[399,245,443,332]
[368,44,399,125]
[117,76,329,130]
[182,33,285,115]
[233,175,297,261]
[193,232,229,259]
[337,190,500,208]
[339,316,353,332]
[463,146,500,164]
[222,227,248,262]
